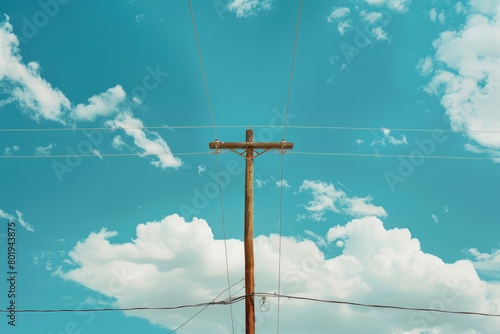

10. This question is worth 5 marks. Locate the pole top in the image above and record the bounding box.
[246,129,254,142]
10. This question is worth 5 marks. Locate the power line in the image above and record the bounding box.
[188,0,234,331]
[0,152,211,159]
[254,293,500,318]
[6,292,500,318]
[2,151,497,161]
[289,152,499,161]
[166,278,244,334]
[277,152,285,333]
[188,0,217,140]
[215,153,236,333]
[282,0,303,140]
[278,1,303,330]
[2,124,500,133]
[0,301,235,314]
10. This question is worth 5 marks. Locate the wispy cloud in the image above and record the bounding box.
[112,136,127,151]
[371,129,408,146]
[16,210,34,232]
[4,145,20,155]
[255,179,269,188]
[299,180,387,221]
[275,179,291,189]
[327,7,352,36]
[0,15,70,123]
[0,209,34,232]
[106,111,182,169]
[70,85,126,122]
[35,143,54,155]
[362,0,412,13]
[227,0,272,18]
[197,164,206,176]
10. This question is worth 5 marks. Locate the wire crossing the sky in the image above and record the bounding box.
[3,124,500,133]
[1,151,498,161]
[166,278,244,334]
[188,0,234,331]
[215,152,236,333]
[282,0,303,141]
[4,292,500,318]
[188,0,218,140]
[278,1,304,332]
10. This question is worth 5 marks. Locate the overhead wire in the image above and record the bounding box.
[0,152,211,159]
[2,125,500,133]
[216,152,236,333]
[188,0,217,140]
[289,152,499,160]
[188,0,234,332]
[278,1,304,333]
[5,291,500,318]
[166,278,244,334]
[2,151,498,161]
[282,0,303,141]
[254,293,500,318]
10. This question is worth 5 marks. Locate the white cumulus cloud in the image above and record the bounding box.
[58,214,500,333]
[424,2,500,153]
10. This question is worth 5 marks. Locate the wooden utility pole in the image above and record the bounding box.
[209,129,294,334]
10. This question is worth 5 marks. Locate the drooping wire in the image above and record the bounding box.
[3,124,500,133]
[253,293,500,318]
[8,292,500,319]
[188,1,233,330]
[188,0,217,140]
[276,151,285,333]
[289,152,498,161]
[0,152,211,159]
[282,0,303,140]
[167,278,244,334]
[278,1,304,331]
[216,152,235,333]
[2,151,497,161]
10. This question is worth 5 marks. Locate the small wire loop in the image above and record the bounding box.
[259,297,271,313]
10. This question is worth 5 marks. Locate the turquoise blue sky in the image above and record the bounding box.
[1,0,500,333]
